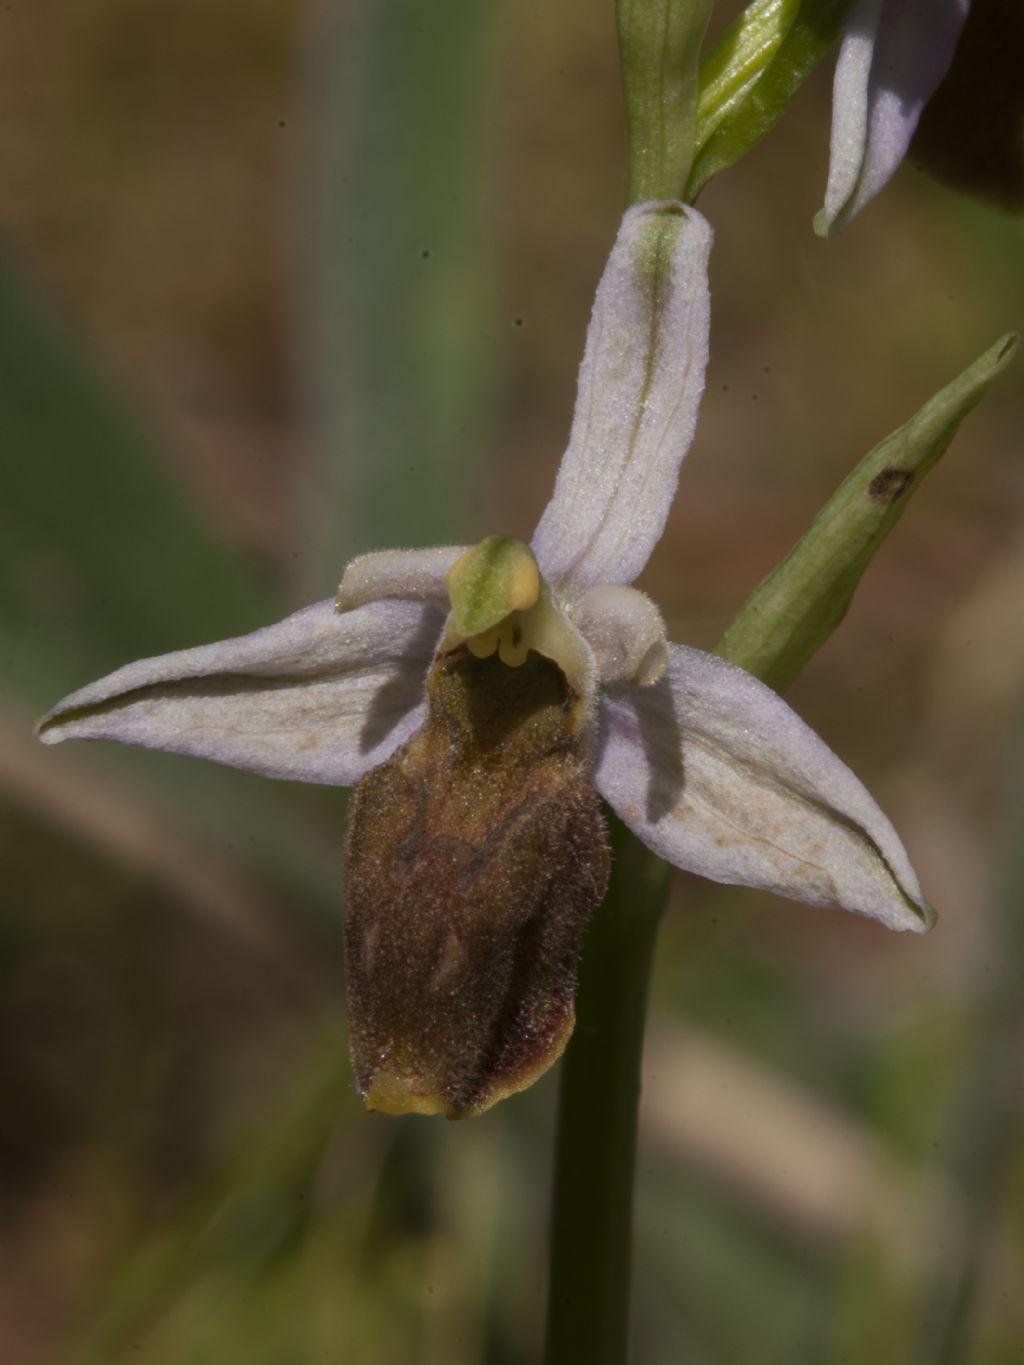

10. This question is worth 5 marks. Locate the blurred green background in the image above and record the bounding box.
[1,2,1022,1362]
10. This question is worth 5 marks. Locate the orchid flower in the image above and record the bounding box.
[817,0,970,235]
[38,201,930,1119]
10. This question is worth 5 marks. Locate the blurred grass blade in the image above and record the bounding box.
[917,723,1024,1364]
[716,333,1019,690]
[0,256,270,704]
[616,0,713,202]
[0,255,342,910]
[686,0,853,201]
[69,1043,355,1365]
[299,0,500,586]
[693,0,801,150]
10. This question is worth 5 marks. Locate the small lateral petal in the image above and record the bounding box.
[336,545,467,612]
[37,598,443,785]
[594,644,929,931]
[572,583,668,685]
[531,201,712,592]
[817,0,970,235]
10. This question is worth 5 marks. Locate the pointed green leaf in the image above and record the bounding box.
[693,0,801,150]
[716,333,1019,691]
[686,0,853,201]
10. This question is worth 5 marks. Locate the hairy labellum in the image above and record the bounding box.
[344,648,610,1119]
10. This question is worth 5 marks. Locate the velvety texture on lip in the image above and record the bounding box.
[345,650,609,1118]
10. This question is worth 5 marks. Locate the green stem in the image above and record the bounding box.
[543,815,670,1365]
[542,15,707,1354]
[617,0,713,202]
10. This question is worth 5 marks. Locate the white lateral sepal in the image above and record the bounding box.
[37,598,443,785]
[594,644,930,931]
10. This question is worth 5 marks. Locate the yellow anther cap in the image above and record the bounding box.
[446,536,540,638]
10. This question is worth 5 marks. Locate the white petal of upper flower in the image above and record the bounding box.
[593,644,929,931]
[817,0,970,235]
[337,545,467,612]
[37,598,443,785]
[531,201,712,593]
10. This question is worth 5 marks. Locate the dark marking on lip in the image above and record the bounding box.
[869,466,914,504]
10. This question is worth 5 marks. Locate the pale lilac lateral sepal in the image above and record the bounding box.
[531,201,712,592]
[817,0,970,236]
[593,644,930,931]
[37,598,443,786]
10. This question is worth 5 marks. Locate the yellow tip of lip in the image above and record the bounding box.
[506,552,541,614]
[364,1071,449,1117]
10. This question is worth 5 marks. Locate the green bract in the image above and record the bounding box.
[694,0,802,148]
[717,332,1019,691]
[688,0,853,200]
